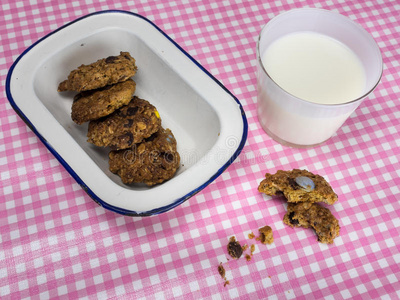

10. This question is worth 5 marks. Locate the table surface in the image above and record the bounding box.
[1,0,400,299]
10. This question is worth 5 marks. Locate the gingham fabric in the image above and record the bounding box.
[1,1,400,299]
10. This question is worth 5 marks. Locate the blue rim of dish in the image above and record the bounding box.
[5,10,248,217]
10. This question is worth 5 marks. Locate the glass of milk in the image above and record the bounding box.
[256,8,382,147]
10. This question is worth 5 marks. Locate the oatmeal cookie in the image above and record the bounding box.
[258,169,338,205]
[283,202,340,244]
[87,96,161,149]
[58,51,137,92]
[71,79,136,124]
[108,127,180,186]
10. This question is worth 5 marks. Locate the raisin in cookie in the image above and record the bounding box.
[71,79,136,124]
[87,96,161,150]
[258,169,337,205]
[283,202,340,244]
[58,51,137,92]
[108,127,180,186]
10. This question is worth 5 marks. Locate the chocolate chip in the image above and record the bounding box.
[127,106,138,116]
[116,109,126,117]
[145,134,157,142]
[105,56,118,63]
[120,132,133,146]
[218,264,225,278]
[288,212,299,226]
[124,119,134,128]
[163,152,174,163]
[227,241,243,259]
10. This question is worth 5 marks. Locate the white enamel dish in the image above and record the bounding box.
[6,10,248,216]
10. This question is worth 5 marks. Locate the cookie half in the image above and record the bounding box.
[108,127,180,186]
[258,169,338,205]
[87,96,161,150]
[283,202,340,244]
[58,51,137,92]
[71,79,136,125]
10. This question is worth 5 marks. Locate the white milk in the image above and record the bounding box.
[258,31,367,146]
[262,31,366,105]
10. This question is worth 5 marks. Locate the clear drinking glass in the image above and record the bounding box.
[256,8,382,148]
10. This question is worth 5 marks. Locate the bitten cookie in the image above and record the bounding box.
[283,202,340,244]
[71,79,136,124]
[87,96,161,150]
[108,127,180,186]
[258,169,338,205]
[58,51,137,92]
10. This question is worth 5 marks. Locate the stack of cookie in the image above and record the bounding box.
[258,169,340,244]
[58,51,180,186]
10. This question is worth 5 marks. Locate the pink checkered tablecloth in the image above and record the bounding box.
[1,0,400,299]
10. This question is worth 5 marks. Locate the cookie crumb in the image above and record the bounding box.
[227,236,243,259]
[218,262,230,287]
[250,244,256,255]
[245,254,252,261]
[218,263,225,278]
[248,232,255,239]
[257,226,274,244]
